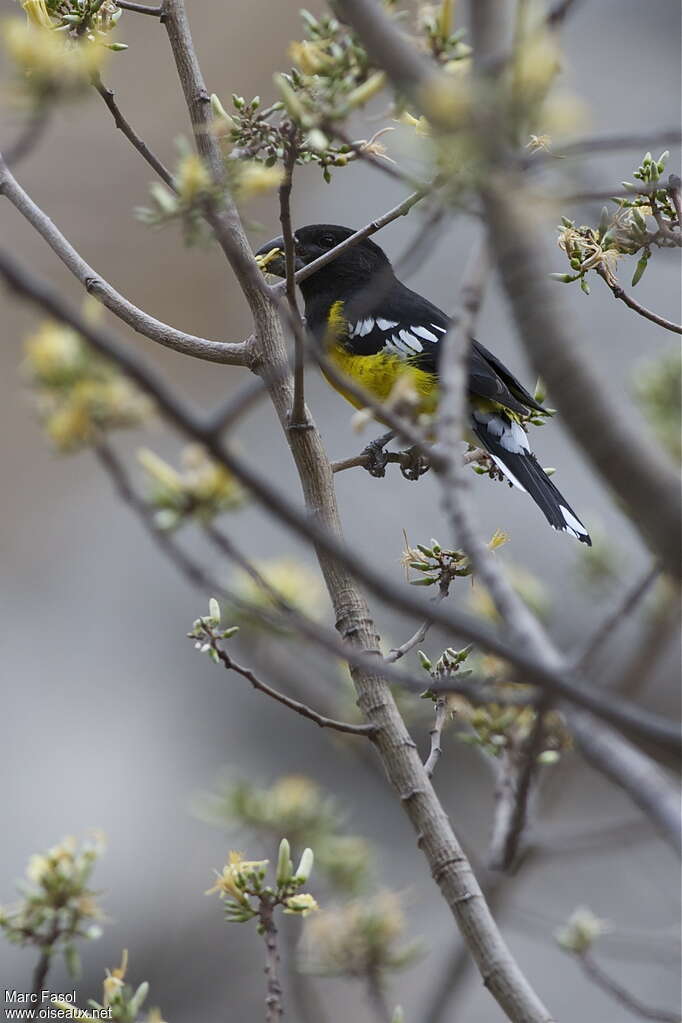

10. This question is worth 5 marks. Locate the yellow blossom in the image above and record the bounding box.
[26,854,50,885]
[288,39,332,75]
[398,111,431,137]
[233,557,325,622]
[4,18,106,90]
[234,161,285,201]
[487,529,509,552]
[103,949,128,1005]
[137,448,184,494]
[22,0,53,30]
[176,154,212,203]
[206,851,269,901]
[418,75,471,129]
[284,893,319,916]
[345,71,386,110]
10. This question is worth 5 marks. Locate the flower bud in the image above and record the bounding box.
[294,846,314,883]
[276,838,292,885]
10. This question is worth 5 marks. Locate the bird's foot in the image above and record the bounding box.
[360,430,395,478]
[399,445,430,481]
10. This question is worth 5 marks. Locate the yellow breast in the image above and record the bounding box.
[323,301,438,414]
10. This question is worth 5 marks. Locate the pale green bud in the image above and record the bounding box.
[294,846,314,882]
[276,838,292,885]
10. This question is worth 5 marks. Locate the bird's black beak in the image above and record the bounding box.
[254,235,304,278]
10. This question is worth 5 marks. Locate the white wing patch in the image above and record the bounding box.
[430,323,447,333]
[411,325,439,343]
[385,333,420,357]
[376,318,398,331]
[398,329,423,352]
[351,318,375,337]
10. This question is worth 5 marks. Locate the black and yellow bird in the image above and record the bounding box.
[256,224,591,544]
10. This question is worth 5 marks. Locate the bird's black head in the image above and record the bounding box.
[255,223,392,303]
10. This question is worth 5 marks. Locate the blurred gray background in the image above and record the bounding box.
[1,1,680,1019]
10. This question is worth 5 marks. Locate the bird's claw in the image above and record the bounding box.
[361,436,391,478]
[399,446,430,481]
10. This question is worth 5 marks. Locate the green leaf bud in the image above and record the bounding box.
[294,847,314,882]
[418,650,433,671]
[276,838,292,885]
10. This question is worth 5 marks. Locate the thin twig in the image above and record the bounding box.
[92,74,176,189]
[279,131,308,429]
[424,697,449,778]
[4,104,51,168]
[204,631,376,737]
[596,268,682,335]
[115,0,162,15]
[279,186,431,292]
[573,564,661,673]
[487,699,551,871]
[576,952,680,1023]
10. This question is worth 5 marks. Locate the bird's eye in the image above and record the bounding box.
[320,234,336,247]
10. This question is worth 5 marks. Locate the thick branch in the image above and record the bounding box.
[0,156,251,365]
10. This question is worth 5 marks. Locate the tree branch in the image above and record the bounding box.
[278,132,308,429]
[3,104,51,168]
[115,0,162,13]
[423,697,449,778]
[91,73,176,189]
[0,155,251,365]
[575,951,680,1023]
[199,626,376,736]
[596,268,682,335]
[574,564,661,672]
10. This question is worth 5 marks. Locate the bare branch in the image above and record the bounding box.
[575,951,680,1023]
[92,73,176,189]
[3,105,51,168]
[161,0,275,316]
[424,697,449,778]
[0,156,252,365]
[278,132,309,429]
[281,186,431,290]
[595,267,682,334]
[200,629,377,737]
[115,0,161,13]
[487,700,550,871]
[574,564,661,672]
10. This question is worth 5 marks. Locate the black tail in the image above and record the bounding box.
[472,412,591,545]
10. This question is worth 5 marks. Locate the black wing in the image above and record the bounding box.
[343,281,542,417]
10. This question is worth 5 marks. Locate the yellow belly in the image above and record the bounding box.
[322,299,438,416]
[325,346,438,414]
